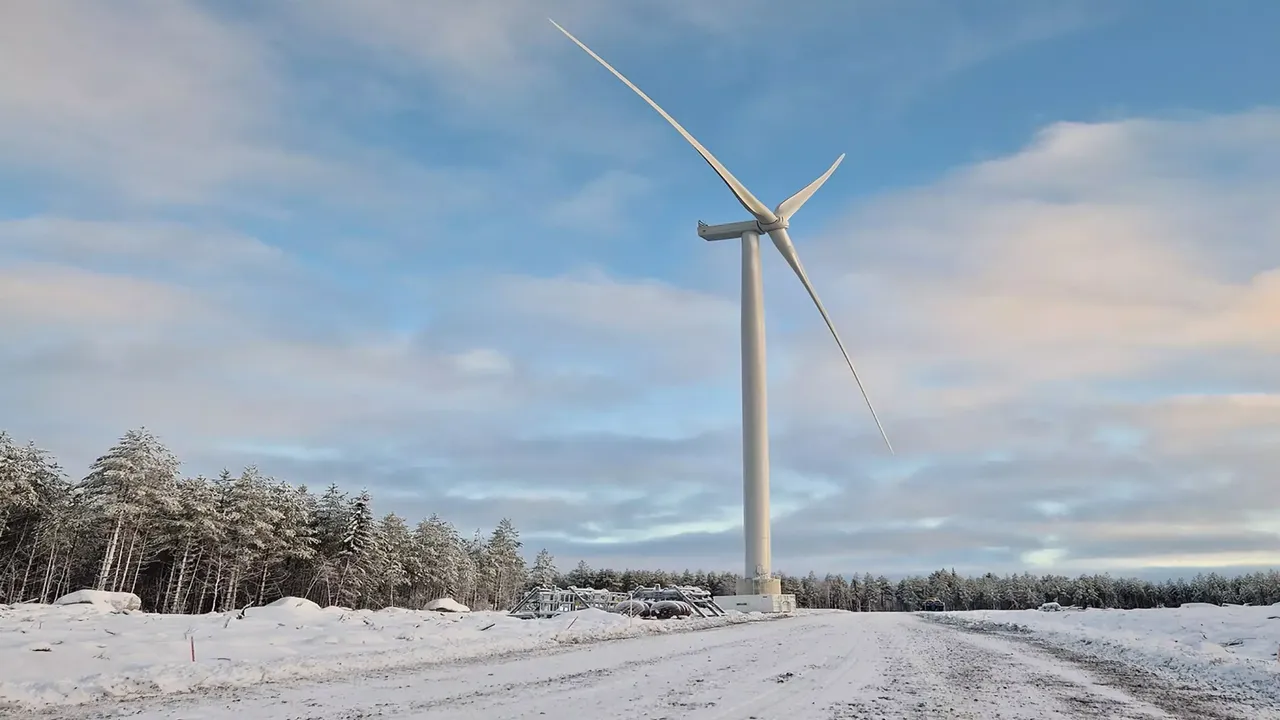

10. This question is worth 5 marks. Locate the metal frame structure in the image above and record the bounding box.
[629,584,726,618]
[508,584,727,620]
[508,585,629,619]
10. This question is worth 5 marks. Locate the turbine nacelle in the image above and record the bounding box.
[698,152,845,238]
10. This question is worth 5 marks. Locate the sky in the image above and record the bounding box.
[2,0,1279,580]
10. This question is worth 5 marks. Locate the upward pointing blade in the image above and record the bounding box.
[549,19,778,225]
[766,227,894,454]
[776,154,844,220]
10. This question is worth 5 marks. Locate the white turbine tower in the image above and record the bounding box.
[551,20,893,607]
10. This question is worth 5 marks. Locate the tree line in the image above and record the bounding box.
[3,429,1277,614]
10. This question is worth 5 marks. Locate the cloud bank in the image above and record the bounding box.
[1,0,1276,577]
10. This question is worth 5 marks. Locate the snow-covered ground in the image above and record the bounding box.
[0,596,773,709]
[933,602,1280,707]
[18,609,1275,720]
[4,598,1279,718]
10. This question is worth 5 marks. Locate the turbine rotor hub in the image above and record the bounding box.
[756,216,789,233]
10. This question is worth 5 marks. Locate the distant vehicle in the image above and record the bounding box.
[921,598,946,611]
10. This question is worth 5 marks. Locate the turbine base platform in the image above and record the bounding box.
[714,592,797,614]
[736,576,782,596]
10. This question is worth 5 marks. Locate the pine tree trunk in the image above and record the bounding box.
[225,567,239,611]
[257,562,269,606]
[19,526,41,600]
[112,523,139,592]
[163,555,179,613]
[40,540,59,602]
[0,525,30,598]
[58,553,73,598]
[179,548,204,614]
[169,542,192,614]
[128,534,148,595]
[209,558,224,613]
[103,518,126,591]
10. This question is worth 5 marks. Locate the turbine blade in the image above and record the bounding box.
[549,19,778,225]
[766,227,894,454]
[775,154,845,220]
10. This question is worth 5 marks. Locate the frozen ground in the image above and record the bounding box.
[4,602,1278,719]
[929,602,1280,711]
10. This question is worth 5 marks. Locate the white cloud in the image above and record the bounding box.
[546,171,652,229]
[778,109,1280,425]
[453,349,515,376]
[0,262,210,330]
[0,217,284,271]
[0,0,323,204]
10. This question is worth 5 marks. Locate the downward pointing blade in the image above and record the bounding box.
[549,19,778,225]
[766,228,894,454]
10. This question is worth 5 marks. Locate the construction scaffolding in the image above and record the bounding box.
[507,584,725,620]
[508,585,629,619]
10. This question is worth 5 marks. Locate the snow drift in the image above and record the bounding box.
[423,597,470,613]
[53,590,143,612]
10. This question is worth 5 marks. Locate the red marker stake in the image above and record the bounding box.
[190,637,196,662]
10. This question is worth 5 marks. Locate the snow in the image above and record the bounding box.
[423,597,470,613]
[30,611,1271,719]
[0,600,777,709]
[6,600,1279,715]
[262,596,320,611]
[53,590,143,612]
[937,602,1280,705]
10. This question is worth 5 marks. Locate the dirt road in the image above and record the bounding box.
[54,611,1271,719]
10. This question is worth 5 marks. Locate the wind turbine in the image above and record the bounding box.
[550,20,893,602]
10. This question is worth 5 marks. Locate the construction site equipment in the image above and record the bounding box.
[629,585,726,618]
[508,585,629,619]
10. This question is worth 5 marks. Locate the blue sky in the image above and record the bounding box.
[3,0,1279,578]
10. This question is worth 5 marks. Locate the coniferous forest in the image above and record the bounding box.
[3,428,1278,614]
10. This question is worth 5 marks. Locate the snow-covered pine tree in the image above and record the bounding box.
[310,484,349,605]
[80,428,181,597]
[410,514,468,605]
[0,435,70,603]
[157,475,220,613]
[248,479,316,606]
[270,482,319,601]
[566,560,592,588]
[336,489,379,607]
[484,518,526,610]
[465,529,490,609]
[376,513,411,607]
[530,548,557,589]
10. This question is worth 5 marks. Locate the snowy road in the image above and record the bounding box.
[54,611,1270,720]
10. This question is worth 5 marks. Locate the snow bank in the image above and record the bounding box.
[264,596,322,611]
[0,601,779,708]
[937,603,1280,704]
[53,590,143,613]
[424,597,470,613]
